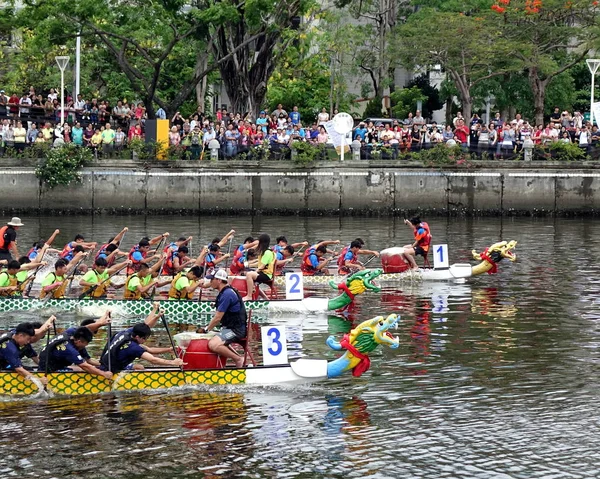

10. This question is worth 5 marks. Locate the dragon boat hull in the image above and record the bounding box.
[0,297,339,319]
[0,361,330,397]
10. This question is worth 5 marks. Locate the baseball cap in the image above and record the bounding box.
[206,268,228,281]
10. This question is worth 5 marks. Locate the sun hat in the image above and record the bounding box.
[7,217,24,227]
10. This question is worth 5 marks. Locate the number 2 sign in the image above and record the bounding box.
[285,272,304,300]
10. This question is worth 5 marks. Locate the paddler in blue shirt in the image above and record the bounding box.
[100,303,184,372]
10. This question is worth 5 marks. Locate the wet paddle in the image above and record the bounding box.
[107,320,112,374]
[160,313,182,370]
[43,325,51,390]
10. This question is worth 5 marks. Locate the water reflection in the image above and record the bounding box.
[1,216,600,477]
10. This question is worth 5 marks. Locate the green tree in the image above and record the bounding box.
[405,74,444,120]
[396,8,517,121]
[491,0,600,125]
[390,86,427,119]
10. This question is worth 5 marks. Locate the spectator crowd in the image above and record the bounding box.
[0,85,598,160]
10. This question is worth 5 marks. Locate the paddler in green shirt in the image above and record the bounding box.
[124,260,170,300]
[0,260,22,296]
[79,257,129,299]
[167,266,204,300]
[243,234,276,300]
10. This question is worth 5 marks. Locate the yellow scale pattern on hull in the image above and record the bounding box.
[0,369,247,397]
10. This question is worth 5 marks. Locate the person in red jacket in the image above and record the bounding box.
[453,119,470,147]
[402,217,432,270]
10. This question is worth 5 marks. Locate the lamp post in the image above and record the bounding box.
[55,56,70,125]
[586,59,600,126]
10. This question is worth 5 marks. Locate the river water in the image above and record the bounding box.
[0,215,599,478]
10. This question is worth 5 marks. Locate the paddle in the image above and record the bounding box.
[149,256,168,300]
[160,313,182,370]
[23,264,44,297]
[78,262,128,300]
[65,256,86,297]
[107,320,112,374]
[362,254,379,268]
[43,325,51,389]
[223,235,234,269]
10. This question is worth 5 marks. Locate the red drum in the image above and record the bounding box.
[380,247,411,273]
[179,339,227,370]
[230,276,248,297]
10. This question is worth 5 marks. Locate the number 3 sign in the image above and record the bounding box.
[285,272,304,300]
[261,326,288,365]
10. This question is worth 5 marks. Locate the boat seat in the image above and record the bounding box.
[251,277,278,300]
[228,310,257,367]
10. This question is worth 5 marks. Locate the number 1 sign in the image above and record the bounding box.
[432,244,449,269]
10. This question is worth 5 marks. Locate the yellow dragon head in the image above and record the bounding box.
[471,240,517,275]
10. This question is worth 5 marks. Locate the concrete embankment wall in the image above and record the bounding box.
[2,162,600,215]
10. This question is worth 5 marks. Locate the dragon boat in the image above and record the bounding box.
[0,314,400,397]
[39,240,516,287]
[0,270,383,318]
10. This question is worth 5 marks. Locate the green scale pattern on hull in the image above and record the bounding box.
[0,298,267,316]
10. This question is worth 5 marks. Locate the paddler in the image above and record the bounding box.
[167,265,204,300]
[100,302,185,372]
[162,245,193,276]
[60,234,97,261]
[242,233,276,301]
[127,237,164,275]
[196,268,247,368]
[0,216,24,262]
[0,316,56,378]
[272,236,308,257]
[16,254,49,296]
[402,217,432,270]
[337,239,380,274]
[96,226,128,266]
[209,229,236,249]
[301,240,340,276]
[27,228,60,261]
[124,261,170,300]
[38,326,112,379]
[228,237,258,275]
[0,322,50,386]
[39,253,86,299]
[204,244,231,269]
[79,257,130,299]
[0,260,22,296]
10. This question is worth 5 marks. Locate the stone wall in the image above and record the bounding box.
[3,163,600,215]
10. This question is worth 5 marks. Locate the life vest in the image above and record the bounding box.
[100,330,133,373]
[168,272,193,300]
[215,286,247,336]
[127,245,146,274]
[414,222,432,252]
[301,248,319,275]
[0,226,12,251]
[83,269,108,298]
[38,332,71,372]
[205,253,217,269]
[162,248,178,276]
[39,272,67,299]
[229,255,245,275]
[60,241,76,261]
[337,245,357,274]
[259,250,275,278]
[0,272,19,297]
[95,243,109,262]
[124,273,150,300]
[0,333,20,368]
[27,246,39,261]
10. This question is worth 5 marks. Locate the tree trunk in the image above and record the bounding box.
[529,67,546,126]
[195,53,209,113]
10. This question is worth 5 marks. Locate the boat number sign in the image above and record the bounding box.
[261,326,288,365]
[285,272,304,300]
[432,244,449,269]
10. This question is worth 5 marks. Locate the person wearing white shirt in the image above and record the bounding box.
[19,95,32,117]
